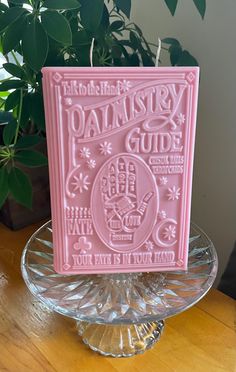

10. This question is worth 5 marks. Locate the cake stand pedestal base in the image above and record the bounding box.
[77,320,165,357]
[21,221,218,358]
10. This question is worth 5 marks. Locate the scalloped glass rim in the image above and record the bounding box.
[21,220,218,325]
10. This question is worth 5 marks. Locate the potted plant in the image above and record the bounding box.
[0,0,204,229]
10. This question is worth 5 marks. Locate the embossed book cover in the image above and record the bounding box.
[42,67,199,274]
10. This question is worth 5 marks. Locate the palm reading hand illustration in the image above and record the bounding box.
[100,157,154,247]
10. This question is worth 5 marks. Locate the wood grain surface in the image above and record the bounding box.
[0,221,235,372]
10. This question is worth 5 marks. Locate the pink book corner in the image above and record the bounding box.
[42,67,199,274]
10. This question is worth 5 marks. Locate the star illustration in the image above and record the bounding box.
[167,186,181,201]
[99,141,112,155]
[163,225,176,240]
[71,173,90,193]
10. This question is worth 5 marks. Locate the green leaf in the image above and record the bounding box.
[0,3,8,12]
[0,167,9,208]
[5,90,20,111]
[162,37,180,46]
[8,167,32,208]
[129,53,139,66]
[74,43,90,66]
[118,43,129,59]
[111,45,122,59]
[0,79,25,91]
[19,93,30,128]
[109,20,124,32]
[41,10,72,45]
[130,31,139,50]
[169,44,182,65]
[15,150,48,167]
[0,6,26,34]
[72,30,91,46]
[29,92,45,130]
[80,0,104,31]
[140,49,154,66]
[0,97,4,107]
[3,118,17,145]
[115,0,131,18]
[2,14,26,54]
[192,0,206,19]
[176,50,198,66]
[15,135,43,149]
[0,92,10,97]
[43,0,80,9]
[22,19,48,72]
[100,4,109,30]
[164,0,178,16]
[8,0,29,5]
[0,111,13,124]
[3,63,25,79]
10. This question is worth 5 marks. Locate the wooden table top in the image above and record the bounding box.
[0,221,235,372]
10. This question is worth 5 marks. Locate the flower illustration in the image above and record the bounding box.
[87,159,96,169]
[176,113,185,126]
[167,186,181,201]
[145,240,154,251]
[163,225,176,240]
[71,173,90,193]
[159,210,167,220]
[119,80,132,92]
[100,141,112,155]
[159,176,168,186]
[80,147,91,159]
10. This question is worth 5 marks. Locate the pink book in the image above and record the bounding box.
[42,67,199,274]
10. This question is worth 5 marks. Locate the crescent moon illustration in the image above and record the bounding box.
[152,218,177,248]
[65,165,81,198]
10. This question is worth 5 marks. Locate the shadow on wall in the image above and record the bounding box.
[218,243,236,300]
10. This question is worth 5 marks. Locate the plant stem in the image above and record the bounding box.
[10,51,21,68]
[3,53,9,63]
[142,36,153,55]
[148,42,169,51]
[13,89,23,146]
[109,6,116,15]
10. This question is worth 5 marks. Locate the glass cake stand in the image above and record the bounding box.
[21,221,218,357]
